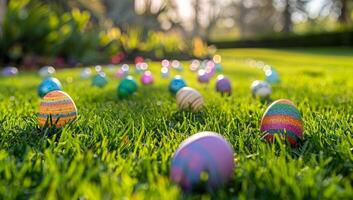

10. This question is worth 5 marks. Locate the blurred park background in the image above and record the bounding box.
[0,0,352,68]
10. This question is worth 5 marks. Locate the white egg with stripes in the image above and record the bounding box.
[176,87,204,111]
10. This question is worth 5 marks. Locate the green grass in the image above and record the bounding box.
[0,48,353,199]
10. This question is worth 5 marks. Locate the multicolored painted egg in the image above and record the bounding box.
[169,75,187,95]
[260,99,304,146]
[251,80,272,99]
[2,66,18,77]
[92,73,108,87]
[39,66,56,78]
[176,87,204,111]
[216,75,231,95]
[38,77,62,98]
[170,131,234,191]
[38,91,77,128]
[141,71,154,85]
[117,76,138,98]
[198,69,210,83]
[265,68,280,84]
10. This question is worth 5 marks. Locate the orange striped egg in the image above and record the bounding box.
[260,99,303,146]
[38,91,77,128]
[176,87,203,111]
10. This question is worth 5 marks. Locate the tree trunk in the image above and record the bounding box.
[192,0,201,37]
[338,0,349,24]
[282,0,292,33]
[0,0,6,36]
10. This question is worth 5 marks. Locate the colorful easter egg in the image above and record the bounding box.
[38,77,62,98]
[117,76,138,98]
[189,60,200,72]
[92,73,108,87]
[116,69,126,79]
[39,66,56,78]
[170,131,234,191]
[265,68,280,84]
[38,91,77,128]
[216,75,231,95]
[2,66,18,77]
[161,67,170,78]
[198,69,210,83]
[251,80,272,99]
[260,99,303,146]
[169,75,187,95]
[215,63,223,73]
[141,71,154,85]
[176,87,204,111]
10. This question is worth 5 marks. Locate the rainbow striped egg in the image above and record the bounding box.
[260,99,303,146]
[38,91,77,128]
[170,132,234,191]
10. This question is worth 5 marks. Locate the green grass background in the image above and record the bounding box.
[0,48,352,199]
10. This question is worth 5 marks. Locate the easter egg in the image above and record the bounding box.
[80,67,92,79]
[169,75,187,95]
[141,71,154,85]
[198,69,209,83]
[116,69,126,79]
[170,131,234,191]
[38,91,77,128]
[189,60,200,72]
[117,76,138,98]
[38,77,62,98]
[176,87,204,111]
[260,99,303,146]
[265,68,280,84]
[251,80,271,99]
[92,73,108,87]
[2,66,18,76]
[215,63,223,73]
[161,67,170,78]
[216,75,231,95]
[39,66,56,78]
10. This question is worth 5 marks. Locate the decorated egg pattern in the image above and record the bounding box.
[176,87,204,111]
[265,68,280,84]
[38,91,77,128]
[38,77,62,98]
[141,71,154,85]
[39,66,56,78]
[251,80,272,99]
[170,131,234,191]
[169,75,187,95]
[216,75,231,95]
[2,66,18,77]
[117,76,138,98]
[260,99,303,146]
[92,73,108,87]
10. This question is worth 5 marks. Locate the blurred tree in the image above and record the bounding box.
[320,0,352,25]
[0,0,7,36]
[229,0,280,37]
[279,0,309,33]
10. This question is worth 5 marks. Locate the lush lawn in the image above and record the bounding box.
[0,48,352,199]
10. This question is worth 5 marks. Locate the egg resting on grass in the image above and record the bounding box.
[38,91,77,128]
[260,99,303,146]
[170,131,234,191]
